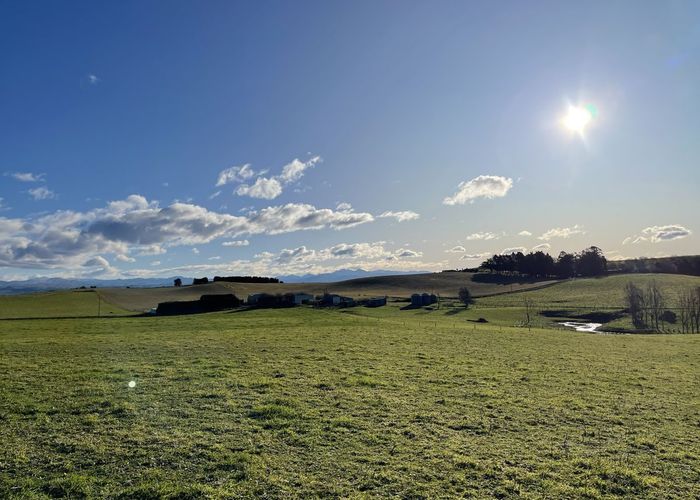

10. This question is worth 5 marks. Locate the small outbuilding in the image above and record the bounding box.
[292,293,314,305]
[410,292,438,307]
[318,294,355,307]
[410,293,422,307]
[366,296,387,308]
[247,293,264,305]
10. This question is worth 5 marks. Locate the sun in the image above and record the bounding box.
[561,104,596,134]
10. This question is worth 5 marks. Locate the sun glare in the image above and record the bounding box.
[561,104,596,135]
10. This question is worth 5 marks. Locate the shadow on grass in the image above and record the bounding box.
[540,309,627,323]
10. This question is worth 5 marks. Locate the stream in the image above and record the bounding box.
[559,321,604,333]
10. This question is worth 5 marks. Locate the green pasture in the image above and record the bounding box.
[1,304,699,498]
[0,290,132,319]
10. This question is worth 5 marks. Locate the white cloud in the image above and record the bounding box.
[8,172,45,182]
[83,256,110,268]
[87,74,100,85]
[192,248,200,254]
[336,202,352,211]
[209,191,222,200]
[279,156,321,184]
[232,156,322,200]
[247,203,373,234]
[120,244,446,280]
[460,252,490,260]
[531,243,551,251]
[466,231,501,241]
[518,230,532,237]
[379,210,420,222]
[606,250,631,262]
[28,187,55,200]
[0,195,374,271]
[235,177,283,199]
[208,256,221,261]
[624,224,692,244]
[446,245,466,253]
[222,239,250,247]
[394,248,422,258]
[150,261,161,266]
[137,245,167,256]
[82,255,117,276]
[216,164,257,186]
[537,225,585,241]
[500,246,528,255]
[443,175,513,205]
[115,254,136,263]
[247,242,427,275]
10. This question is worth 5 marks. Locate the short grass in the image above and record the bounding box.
[478,274,700,309]
[1,306,699,498]
[0,290,132,319]
[475,274,700,332]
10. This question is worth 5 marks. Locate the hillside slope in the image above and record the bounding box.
[98,272,558,312]
[0,290,132,319]
[478,273,700,308]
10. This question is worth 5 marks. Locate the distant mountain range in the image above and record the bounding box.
[0,277,186,295]
[0,269,430,295]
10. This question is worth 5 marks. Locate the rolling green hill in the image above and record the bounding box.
[477,273,700,309]
[98,272,558,312]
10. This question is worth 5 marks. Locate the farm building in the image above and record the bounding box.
[411,293,438,307]
[247,293,296,308]
[318,294,355,307]
[366,296,387,308]
[156,293,241,315]
[247,293,264,305]
[156,300,202,315]
[199,294,241,311]
[292,293,314,305]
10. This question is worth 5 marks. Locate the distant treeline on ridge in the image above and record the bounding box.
[467,250,700,278]
[193,276,281,284]
[608,255,700,277]
[476,246,608,278]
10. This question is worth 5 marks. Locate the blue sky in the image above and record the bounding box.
[1,1,698,279]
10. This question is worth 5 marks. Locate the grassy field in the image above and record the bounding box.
[1,304,699,498]
[98,272,558,312]
[477,274,700,309]
[475,274,700,332]
[0,290,132,319]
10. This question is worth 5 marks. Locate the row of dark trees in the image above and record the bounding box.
[608,255,700,277]
[624,281,700,333]
[213,276,281,283]
[480,246,607,278]
[188,276,281,286]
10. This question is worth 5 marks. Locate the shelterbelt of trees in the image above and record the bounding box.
[476,246,608,278]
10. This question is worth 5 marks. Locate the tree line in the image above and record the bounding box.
[624,281,700,333]
[190,276,281,285]
[608,255,700,277]
[212,276,281,284]
[479,246,607,278]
